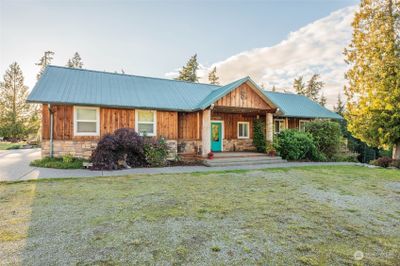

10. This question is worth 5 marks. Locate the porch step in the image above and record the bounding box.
[203,153,287,167]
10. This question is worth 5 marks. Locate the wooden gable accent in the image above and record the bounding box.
[214,83,271,110]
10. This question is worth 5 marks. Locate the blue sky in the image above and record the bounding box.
[0,0,358,106]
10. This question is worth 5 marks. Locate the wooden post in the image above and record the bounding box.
[266,112,273,143]
[201,109,211,156]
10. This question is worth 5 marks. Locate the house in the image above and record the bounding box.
[27,66,341,159]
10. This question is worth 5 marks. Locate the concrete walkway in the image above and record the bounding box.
[0,149,362,182]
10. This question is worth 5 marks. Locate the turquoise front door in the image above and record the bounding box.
[211,122,222,152]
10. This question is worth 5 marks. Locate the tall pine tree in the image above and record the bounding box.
[293,76,306,95]
[305,74,324,101]
[36,51,54,80]
[176,54,199,82]
[0,63,39,140]
[319,93,327,107]
[208,67,219,85]
[345,0,400,159]
[66,52,83,68]
[334,93,345,115]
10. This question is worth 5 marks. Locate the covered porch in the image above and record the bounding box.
[201,107,275,156]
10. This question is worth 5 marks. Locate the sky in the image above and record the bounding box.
[0,0,359,108]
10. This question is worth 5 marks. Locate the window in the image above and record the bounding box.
[135,110,156,136]
[274,119,285,134]
[238,122,249,139]
[74,106,99,136]
[299,120,309,132]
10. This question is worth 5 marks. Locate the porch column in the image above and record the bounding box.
[266,112,273,143]
[201,109,211,156]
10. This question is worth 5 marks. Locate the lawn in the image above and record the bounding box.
[0,166,399,265]
[0,142,24,150]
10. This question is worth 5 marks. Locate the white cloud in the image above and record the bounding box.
[168,6,356,108]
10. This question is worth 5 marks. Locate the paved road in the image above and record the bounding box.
[0,149,362,182]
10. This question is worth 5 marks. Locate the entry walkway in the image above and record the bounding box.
[0,149,361,182]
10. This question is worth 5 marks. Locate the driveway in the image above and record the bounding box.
[0,149,362,182]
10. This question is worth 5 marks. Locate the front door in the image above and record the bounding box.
[211,122,222,152]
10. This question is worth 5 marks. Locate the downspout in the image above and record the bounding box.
[48,104,54,158]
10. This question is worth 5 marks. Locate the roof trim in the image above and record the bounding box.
[44,65,222,88]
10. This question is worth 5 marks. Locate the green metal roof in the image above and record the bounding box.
[27,65,220,112]
[264,91,342,119]
[28,65,341,119]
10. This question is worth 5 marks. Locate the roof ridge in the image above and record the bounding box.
[46,65,222,88]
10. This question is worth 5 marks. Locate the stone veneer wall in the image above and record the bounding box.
[41,140,98,159]
[223,139,256,152]
[177,140,202,155]
[42,139,178,160]
[177,139,256,155]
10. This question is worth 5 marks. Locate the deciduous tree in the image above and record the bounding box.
[344,0,400,159]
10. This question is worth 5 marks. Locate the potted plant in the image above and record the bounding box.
[208,151,214,159]
[266,142,276,157]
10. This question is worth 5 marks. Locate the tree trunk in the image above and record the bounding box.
[393,141,400,160]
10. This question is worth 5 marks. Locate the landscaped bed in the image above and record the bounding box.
[0,166,399,265]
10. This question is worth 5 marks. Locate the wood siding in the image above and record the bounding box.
[211,112,262,140]
[178,112,202,140]
[157,111,178,139]
[214,83,271,110]
[42,105,178,140]
[101,108,135,136]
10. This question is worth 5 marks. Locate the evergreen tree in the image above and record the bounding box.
[271,85,276,92]
[293,76,306,95]
[306,74,324,101]
[334,93,345,115]
[319,93,327,107]
[208,67,219,85]
[36,51,54,80]
[0,63,39,140]
[176,54,199,82]
[344,0,400,159]
[66,52,83,68]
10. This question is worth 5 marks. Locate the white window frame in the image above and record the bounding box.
[237,121,250,139]
[274,119,285,134]
[73,106,100,136]
[135,109,157,137]
[299,120,310,132]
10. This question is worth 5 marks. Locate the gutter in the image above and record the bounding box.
[48,104,54,158]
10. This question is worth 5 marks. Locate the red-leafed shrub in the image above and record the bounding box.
[370,156,392,168]
[90,128,146,170]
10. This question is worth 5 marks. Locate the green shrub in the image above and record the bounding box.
[305,120,341,159]
[253,119,266,152]
[274,129,321,161]
[62,154,74,163]
[144,138,169,167]
[332,152,359,162]
[30,157,85,169]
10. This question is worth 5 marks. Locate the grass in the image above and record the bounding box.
[30,156,86,169]
[0,142,25,150]
[0,166,399,265]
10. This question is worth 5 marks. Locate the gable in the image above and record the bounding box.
[214,83,272,110]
